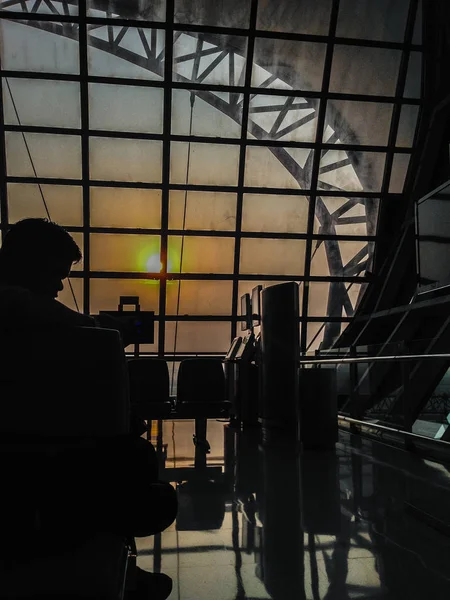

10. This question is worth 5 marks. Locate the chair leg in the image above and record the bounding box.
[193,417,209,470]
[193,417,210,453]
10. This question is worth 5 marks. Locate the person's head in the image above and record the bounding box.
[0,218,82,298]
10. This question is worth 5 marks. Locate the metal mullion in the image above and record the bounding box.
[0,62,8,229]
[4,177,386,198]
[5,124,81,135]
[87,75,164,87]
[7,176,82,185]
[84,226,375,241]
[85,16,164,29]
[159,0,174,357]
[0,124,415,154]
[164,315,234,321]
[231,0,258,341]
[89,179,162,189]
[0,70,422,106]
[0,71,80,82]
[0,10,78,22]
[375,0,419,256]
[89,129,163,140]
[78,0,90,315]
[87,270,369,283]
[301,0,340,352]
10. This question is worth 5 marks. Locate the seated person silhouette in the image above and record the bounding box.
[0,218,176,600]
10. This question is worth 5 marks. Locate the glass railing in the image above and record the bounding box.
[300,340,450,443]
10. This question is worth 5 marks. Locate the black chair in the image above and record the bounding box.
[175,358,231,461]
[127,357,173,439]
[175,358,229,417]
[0,326,132,600]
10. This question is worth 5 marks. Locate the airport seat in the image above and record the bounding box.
[0,326,130,438]
[175,358,230,418]
[0,327,131,599]
[127,357,173,436]
[0,531,130,600]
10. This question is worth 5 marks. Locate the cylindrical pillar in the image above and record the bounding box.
[260,282,300,438]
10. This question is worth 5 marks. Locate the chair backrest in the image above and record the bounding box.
[0,327,130,437]
[177,358,226,403]
[127,357,170,405]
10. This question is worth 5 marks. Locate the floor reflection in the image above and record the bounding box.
[137,419,450,600]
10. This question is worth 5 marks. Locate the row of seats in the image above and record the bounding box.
[128,357,230,423]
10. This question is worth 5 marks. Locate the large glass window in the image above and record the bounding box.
[0,0,423,359]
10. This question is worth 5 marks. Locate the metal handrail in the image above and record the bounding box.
[299,353,450,365]
[338,415,450,448]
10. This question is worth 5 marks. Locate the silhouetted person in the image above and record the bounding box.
[0,218,95,328]
[0,218,176,600]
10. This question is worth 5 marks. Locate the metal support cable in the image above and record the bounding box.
[170,91,195,393]
[5,78,80,312]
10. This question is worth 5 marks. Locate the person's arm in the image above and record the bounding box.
[0,285,95,329]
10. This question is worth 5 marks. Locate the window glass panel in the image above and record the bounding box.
[169,191,236,231]
[89,278,160,314]
[306,321,351,352]
[89,84,163,133]
[2,1,78,14]
[87,0,165,20]
[310,240,374,277]
[308,282,330,317]
[316,197,379,237]
[242,194,309,233]
[0,20,79,74]
[172,90,242,138]
[8,183,83,226]
[396,105,419,147]
[90,234,161,272]
[90,188,162,229]
[173,33,247,86]
[3,79,81,129]
[174,0,250,27]
[249,95,319,142]
[168,236,235,274]
[308,282,362,317]
[318,150,386,193]
[252,39,326,92]
[245,146,313,190]
[389,154,411,193]
[324,100,393,146]
[165,321,231,353]
[58,277,83,313]
[306,321,326,352]
[404,52,422,99]
[90,138,162,183]
[240,239,305,275]
[170,142,239,186]
[256,0,332,35]
[330,46,401,96]
[6,132,82,179]
[412,0,422,44]
[336,0,409,42]
[88,27,165,80]
[166,280,232,315]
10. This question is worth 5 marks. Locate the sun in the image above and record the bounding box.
[146,253,163,273]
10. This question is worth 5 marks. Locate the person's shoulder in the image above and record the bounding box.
[0,281,29,291]
[0,281,31,298]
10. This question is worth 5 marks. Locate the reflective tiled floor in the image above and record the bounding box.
[138,420,450,600]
